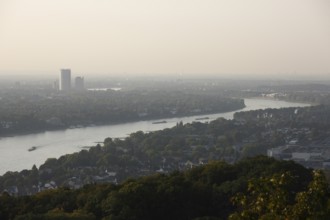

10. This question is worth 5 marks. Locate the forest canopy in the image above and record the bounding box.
[1,156,329,220]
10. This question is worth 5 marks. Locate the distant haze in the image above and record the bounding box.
[0,0,329,80]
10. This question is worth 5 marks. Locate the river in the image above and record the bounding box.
[0,98,310,175]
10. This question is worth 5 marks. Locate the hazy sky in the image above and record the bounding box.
[0,0,329,79]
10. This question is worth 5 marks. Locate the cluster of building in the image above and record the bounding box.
[267,136,330,170]
[56,69,85,91]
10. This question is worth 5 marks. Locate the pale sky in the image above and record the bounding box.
[0,0,329,79]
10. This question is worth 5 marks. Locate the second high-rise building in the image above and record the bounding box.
[75,76,85,90]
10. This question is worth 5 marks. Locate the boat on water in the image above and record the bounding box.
[195,117,209,120]
[152,120,167,124]
[28,146,37,152]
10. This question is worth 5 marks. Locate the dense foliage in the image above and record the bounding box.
[3,104,330,196]
[0,89,244,136]
[0,157,329,220]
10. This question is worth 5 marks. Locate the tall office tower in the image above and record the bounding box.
[75,76,85,90]
[60,69,71,91]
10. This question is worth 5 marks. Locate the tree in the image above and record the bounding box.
[291,170,330,219]
[230,170,330,220]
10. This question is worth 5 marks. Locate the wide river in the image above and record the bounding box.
[0,99,310,175]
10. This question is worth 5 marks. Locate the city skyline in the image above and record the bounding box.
[0,0,329,80]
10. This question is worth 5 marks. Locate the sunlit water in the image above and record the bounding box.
[0,99,310,174]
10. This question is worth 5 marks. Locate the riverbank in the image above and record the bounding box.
[0,103,246,138]
[0,99,311,174]
[0,97,316,139]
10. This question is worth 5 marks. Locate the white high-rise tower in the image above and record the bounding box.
[60,69,71,91]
